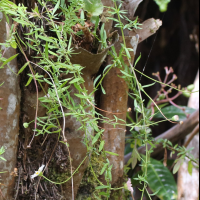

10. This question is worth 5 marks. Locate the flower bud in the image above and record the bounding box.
[23,123,29,128]
[187,84,195,92]
[158,94,165,100]
[172,115,179,121]
[182,90,191,98]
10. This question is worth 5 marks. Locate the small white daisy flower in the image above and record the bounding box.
[31,165,45,179]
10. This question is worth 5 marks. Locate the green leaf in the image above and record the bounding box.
[120,70,133,78]
[188,160,193,176]
[99,140,105,152]
[100,163,108,175]
[74,93,88,99]
[105,151,119,156]
[92,132,101,145]
[0,146,5,155]
[154,0,171,12]
[146,157,178,200]
[95,185,109,190]
[99,192,110,197]
[93,74,101,87]
[0,156,6,161]
[1,54,18,68]
[83,0,103,16]
[25,76,33,86]
[173,158,184,174]
[45,42,49,58]
[153,106,196,121]
[18,62,29,75]
[101,84,106,94]
[142,82,156,88]
[147,158,177,200]
[10,40,17,49]
[38,35,55,43]
[134,53,141,67]
[52,0,60,15]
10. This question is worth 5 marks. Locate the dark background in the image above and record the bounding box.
[132,0,199,136]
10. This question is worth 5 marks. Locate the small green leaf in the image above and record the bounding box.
[99,141,105,152]
[45,42,49,58]
[38,35,55,43]
[142,82,156,88]
[18,62,29,75]
[10,40,17,49]
[1,54,18,68]
[99,192,110,197]
[120,70,133,78]
[105,151,119,156]
[173,158,184,174]
[0,157,6,161]
[25,76,33,86]
[93,74,101,87]
[0,146,5,154]
[92,132,101,145]
[52,0,60,15]
[188,160,193,176]
[134,53,141,67]
[101,84,106,94]
[95,185,109,190]
[100,163,108,175]
[74,93,88,99]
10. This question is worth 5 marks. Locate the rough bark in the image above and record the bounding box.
[0,13,20,200]
[177,70,199,200]
[99,36,137,187]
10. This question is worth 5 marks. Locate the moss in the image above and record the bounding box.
[48,167,71,183]
[76,150,106,200]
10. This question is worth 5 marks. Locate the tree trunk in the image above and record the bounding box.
[0,13,20,200]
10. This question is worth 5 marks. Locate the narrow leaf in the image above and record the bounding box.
[188,160,193,176]
[25,76,33,86]
[45,42,49,58]
[95,185,109,190]
[1,54,18,68]
[99,141,105,152]
[92,132,101,145]
[105,151,119,156]
[18,62,29,75]
[52,0,60,15]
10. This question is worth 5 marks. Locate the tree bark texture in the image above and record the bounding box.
[0,13,20,200]
[178,71,199,200]
[99,37,137,188]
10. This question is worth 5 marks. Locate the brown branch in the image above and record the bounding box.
[184,124,199,148]
[124,109,199,164]
[129,18,162,43]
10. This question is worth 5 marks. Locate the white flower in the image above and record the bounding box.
[31,165,45,179]
[127,178,134,194]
